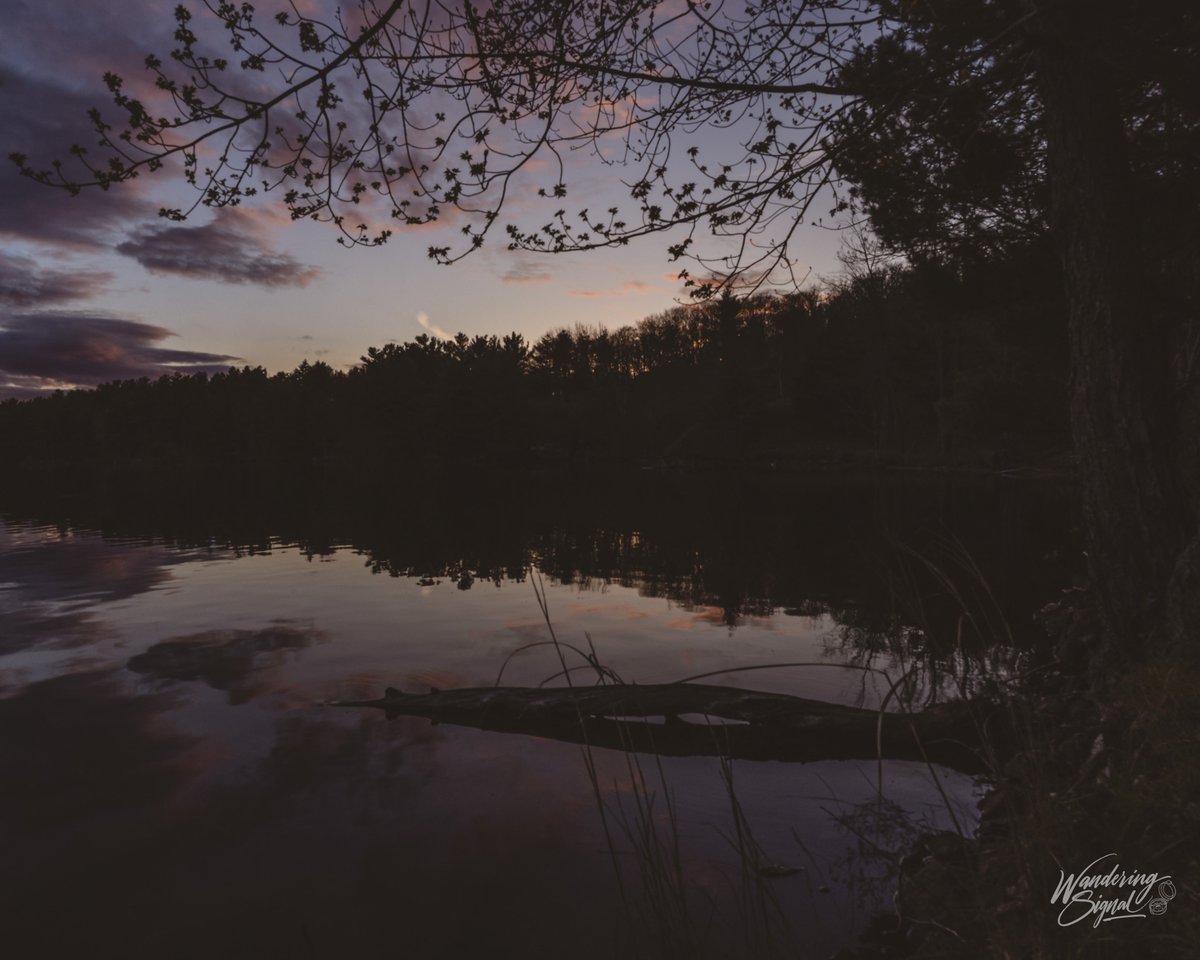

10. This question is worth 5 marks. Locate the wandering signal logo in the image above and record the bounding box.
[1052,853,1177,927]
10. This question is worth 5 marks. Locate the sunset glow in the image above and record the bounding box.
[0,0,844,398]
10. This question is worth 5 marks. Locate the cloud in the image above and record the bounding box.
[1,2,289,251]
[0,312,238,396]
[116,208,320,287]
[2,0,176,90]
[500,261,554,284]
[0,66,159,248]
[567,280,652,298]
[0,253,112,307]
[416,311,454,340]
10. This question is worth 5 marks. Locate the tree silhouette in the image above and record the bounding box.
[11,0,1199,654]
[830,2,1200,653]
[10,0,873,283]
[0,274,1070,477]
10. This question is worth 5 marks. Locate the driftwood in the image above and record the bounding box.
[330,682,1003,774]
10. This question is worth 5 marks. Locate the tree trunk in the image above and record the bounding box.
[1031,9,1194,652]
[330,682,1003,774]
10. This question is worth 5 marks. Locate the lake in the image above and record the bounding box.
[0,468,1076,958]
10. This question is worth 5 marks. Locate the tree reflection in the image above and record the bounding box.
[2,468,1077,672]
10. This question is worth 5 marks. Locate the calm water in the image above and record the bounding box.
[0,470,1076,958]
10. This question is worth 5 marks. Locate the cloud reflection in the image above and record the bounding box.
[128,621,329,704]
[0,527,224,656]
[0,661,620,958]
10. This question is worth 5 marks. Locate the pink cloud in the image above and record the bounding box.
[417,312,454,340]
[501,261,555,284]
[0,254,112,307]
[116,208,320,287]
[0,311,238,397]
[567,280,653,298]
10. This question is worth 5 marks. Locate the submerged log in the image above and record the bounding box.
[330,682,1005,774]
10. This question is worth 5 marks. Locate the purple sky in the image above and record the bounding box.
[0,0,846,398]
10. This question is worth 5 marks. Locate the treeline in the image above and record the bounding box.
[1,252,1070,474]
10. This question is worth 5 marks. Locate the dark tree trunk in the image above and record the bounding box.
[330,682,1003,774]
[1031,8,1195,652]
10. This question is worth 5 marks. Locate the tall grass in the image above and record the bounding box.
[847,539,1200,958]
[499,545,1195,957]
[519,562,995,958]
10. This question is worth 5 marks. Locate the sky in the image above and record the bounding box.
[0,0,847,399]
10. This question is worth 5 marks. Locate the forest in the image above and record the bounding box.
[0,250,1070,478]
[2,0,1198,955]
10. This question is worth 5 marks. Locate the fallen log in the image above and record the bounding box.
[329,682,1005,774]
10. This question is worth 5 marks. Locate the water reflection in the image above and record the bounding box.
[0,469,1075,957]
[0,526,210,655]
[0,467,1077,638]
[0,666,621,957]
[129,621,328,704]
